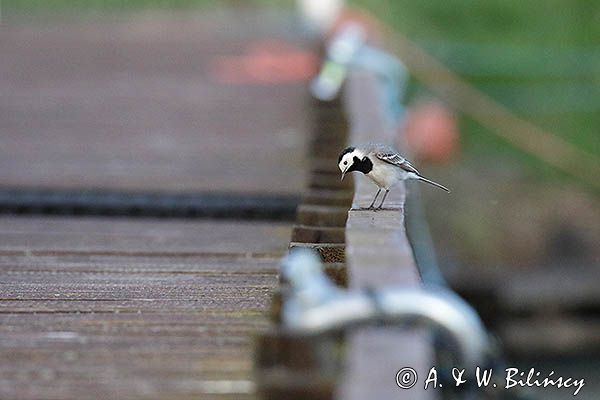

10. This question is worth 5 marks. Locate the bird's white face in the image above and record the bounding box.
[338,148,362,181]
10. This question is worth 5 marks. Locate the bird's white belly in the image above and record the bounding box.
[366,164,409,189]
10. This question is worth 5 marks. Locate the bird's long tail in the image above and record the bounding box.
[417,175,450,192]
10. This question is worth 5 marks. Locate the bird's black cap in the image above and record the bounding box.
[338,147,355,163]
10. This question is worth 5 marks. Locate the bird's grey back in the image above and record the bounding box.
[359,142,398,155]
[360,142,419,175]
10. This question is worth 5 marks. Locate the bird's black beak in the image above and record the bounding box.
[340,171,346,181]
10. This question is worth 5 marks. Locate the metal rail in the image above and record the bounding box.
[281,249,490,369]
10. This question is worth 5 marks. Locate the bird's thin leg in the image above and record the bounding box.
[377,189,389,209]
[367,188,381,209]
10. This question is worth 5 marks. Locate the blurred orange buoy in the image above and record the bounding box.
[209,39,318,85]
[402,100,459,163]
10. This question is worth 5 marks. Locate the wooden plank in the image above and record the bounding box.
[291,225,345,243]
[337,71,436,400]
[0,217,291,400]
[0,14,310,194]
[296,205,348,228]
[0,216,291,255]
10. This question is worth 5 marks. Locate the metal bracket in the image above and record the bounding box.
[281,249,491,370]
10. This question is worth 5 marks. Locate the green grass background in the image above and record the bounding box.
[348,0,600,181]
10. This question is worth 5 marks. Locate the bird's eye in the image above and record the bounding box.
[343,161,347,165]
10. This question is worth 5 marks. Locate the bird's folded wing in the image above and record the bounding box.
[375,151,420,174]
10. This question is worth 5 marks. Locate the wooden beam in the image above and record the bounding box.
[337,71,436,400]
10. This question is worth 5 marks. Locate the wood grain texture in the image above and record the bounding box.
[0,11,314,400]
[0,217,291,400]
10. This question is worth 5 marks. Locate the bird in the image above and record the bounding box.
[338,143,450,209]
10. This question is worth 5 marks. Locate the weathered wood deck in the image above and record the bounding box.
[0,12,310,194]
[0,217,290,400]
[0,11,314,400]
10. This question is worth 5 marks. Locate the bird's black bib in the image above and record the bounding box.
[348,156,373,175]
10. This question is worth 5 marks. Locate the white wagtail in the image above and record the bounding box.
[338,143,450,209]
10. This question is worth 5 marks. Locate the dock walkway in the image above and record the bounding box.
[0,11,312,400]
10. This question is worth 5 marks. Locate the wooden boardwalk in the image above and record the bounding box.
[0,12,310,194]
[0,217,291,400]
[0,11,313,400]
